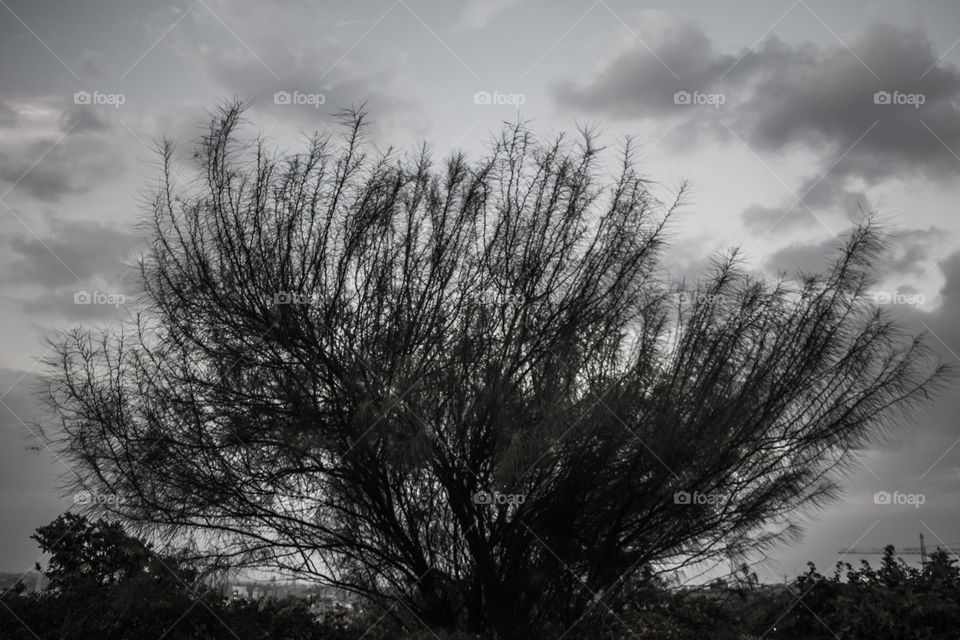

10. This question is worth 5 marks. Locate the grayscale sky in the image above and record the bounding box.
[1,0,959,583]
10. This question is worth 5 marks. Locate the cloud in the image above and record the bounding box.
[141,0,421,134]
[554,19,739,120]
[58,103,110,133]
[553,22,960,233]
[76,49,105,78]
[0,99,124,202]
[0,101,17,129]
[928,250,960,341]
[732,24,960,185]
[452,0,525,31]
[742,171,873,235]
[0,215,143,323]
[764,225,949,283]
[887,227,948,278]
[764,235,842,276]
[0,135,122,202]
[2,216,142,291]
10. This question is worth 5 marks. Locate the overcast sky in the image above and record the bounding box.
[1,0,960,583]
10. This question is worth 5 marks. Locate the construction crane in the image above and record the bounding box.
[839,533,960,567]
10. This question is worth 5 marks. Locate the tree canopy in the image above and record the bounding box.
[43,103,948,638]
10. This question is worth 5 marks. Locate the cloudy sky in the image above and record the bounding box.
[1,0,959,582]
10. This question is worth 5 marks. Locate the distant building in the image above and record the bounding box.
[228,583,249,600]
[0,571,48,594]
[222,579,333,602]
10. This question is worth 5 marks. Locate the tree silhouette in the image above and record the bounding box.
[43,102,948,638]
[0,514,326,639]
[32,513,194,595]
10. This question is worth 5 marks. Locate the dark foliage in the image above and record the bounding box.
[0,514,322,639]
[4,516,960,639]
[770,547,960,639]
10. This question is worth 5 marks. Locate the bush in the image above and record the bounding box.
[4,514,959,639]
[768,547,960,640]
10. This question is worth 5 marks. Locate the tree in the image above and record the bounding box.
[42,102,949,638]
[731,561,759,600]
[32,512,195,596]
[0,514,325,640]
[7,514,224,639]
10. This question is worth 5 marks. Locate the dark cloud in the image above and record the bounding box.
[741,203,794,234]
[2,217,142,290]
[733,24,960,183]
[554,22,960,233]
[554,22,738,120]
[58,103,110,133]
[742,175,871,235]
[0,101,17,128]
[739,171,880,237]
[2,216,143,323]
[764,235,841,276]
[764,224,949,283]
[889,248,960,443]
[928,250,960,347]
[887,227,948,278]
[0,125,123,202]
[734,25,960,221]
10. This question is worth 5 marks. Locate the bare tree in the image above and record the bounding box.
[43,103,948,638]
